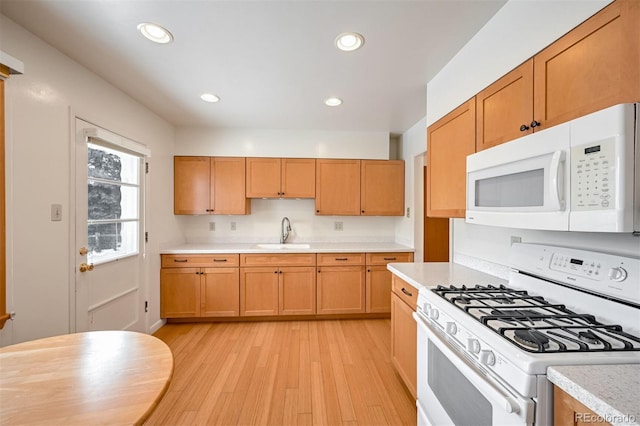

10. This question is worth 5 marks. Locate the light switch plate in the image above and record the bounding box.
[51,204,62,221]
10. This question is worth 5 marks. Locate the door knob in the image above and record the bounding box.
[79,263,94,272]
[79,247,88,256]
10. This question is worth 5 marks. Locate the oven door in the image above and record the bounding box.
[414,312,535,426]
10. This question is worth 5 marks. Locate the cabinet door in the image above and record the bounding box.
[366,266,392,313]
[426,98,476,218]
[281,158,315,198]
[316,266,366,314]
[246,157,281,198]
[174,156,211,214]
[279,266,316,315]
[476,59,534,151]
[240,267,279,316]
[554,386,609,426]
[201,268,240,317]
[315,159,361,215]
[391,293,417,399]
[160,268,201,318]
[212,157,250,215]
[534,0,640,130]
[360,160,404,216]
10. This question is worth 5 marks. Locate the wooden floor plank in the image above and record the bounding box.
[146,319,415,426]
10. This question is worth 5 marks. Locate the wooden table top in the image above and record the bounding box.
[0,330,174,425]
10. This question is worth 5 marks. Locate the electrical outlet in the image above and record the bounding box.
[230,221,237,231]
[406,207,410,218]
[334,221,343,231]
[511,236,522,245]
[209,222,215,231]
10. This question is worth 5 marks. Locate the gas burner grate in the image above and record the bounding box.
[431,284,640,353]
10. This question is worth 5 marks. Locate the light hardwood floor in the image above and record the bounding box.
[146,319,416,426]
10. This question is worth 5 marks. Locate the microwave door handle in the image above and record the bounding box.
[549,150,566,210]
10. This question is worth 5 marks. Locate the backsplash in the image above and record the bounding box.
[177,199,398,244]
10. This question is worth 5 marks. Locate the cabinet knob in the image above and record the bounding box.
[519,124,530,132]
[316,210,320,213]
[530,120,541,128]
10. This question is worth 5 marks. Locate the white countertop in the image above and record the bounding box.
[386,261,507,291]
[548,364,640,426]
[160,242,414,254]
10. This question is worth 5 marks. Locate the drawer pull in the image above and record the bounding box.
[383,257,396,261]
[213,259,228,262]
[401,288,413,297]
[173,259,188,263]
[335,257,348,261]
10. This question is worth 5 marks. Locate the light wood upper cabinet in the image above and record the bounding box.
[361,160,405,216]
[316,159,405,216]
[174,156,211,214]
[426,98,476,218]
[174,156,250,215]
[211,157,250,214]
[282,158,315,198]
[476,59,534,151]
[315,159,361,215]
[246,157,315,198]
[534,0,639,130]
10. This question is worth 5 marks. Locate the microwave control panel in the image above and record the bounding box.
[571,137,615,211]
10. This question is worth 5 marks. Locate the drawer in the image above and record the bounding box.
[366,252,414,266]
[392,275,418,310]
[161,254,239,268]
[240,253,316,267]
[317,253,365,266]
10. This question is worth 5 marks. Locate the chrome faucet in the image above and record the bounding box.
[280,217,291,244]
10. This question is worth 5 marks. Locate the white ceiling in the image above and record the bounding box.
[1,0,506,134]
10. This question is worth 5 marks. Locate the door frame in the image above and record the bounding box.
[69,110,150,333]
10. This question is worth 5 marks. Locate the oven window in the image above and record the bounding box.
[428,341,492,425]
[475,168,544,207]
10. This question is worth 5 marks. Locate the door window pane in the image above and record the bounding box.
[87,143,141,264]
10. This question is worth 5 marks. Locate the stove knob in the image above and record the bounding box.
[467,339,481,354]
[608,267,627,282]
[479,350,496,366]
[445,322,457,335]
[429,308,439,320]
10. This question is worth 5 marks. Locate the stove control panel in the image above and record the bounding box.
[512,243,640,306]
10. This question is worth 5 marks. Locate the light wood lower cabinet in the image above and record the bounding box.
[161,251,414,319]
[240,254,317,316]
[160,254,240,318]
[317,253,366,314]
[366,252,414,313]
[554,386,610,426]
[391,275,418,399]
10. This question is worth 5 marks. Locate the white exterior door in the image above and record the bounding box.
[74,118,148,332]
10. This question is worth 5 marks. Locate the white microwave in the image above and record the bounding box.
[466,103,639,233]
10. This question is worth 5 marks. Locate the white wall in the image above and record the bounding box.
[174,127,400,244]
[425,0,640,268]
[1,15,182,345]
[397,117,428,260]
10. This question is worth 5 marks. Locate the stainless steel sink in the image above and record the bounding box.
[254,243,311,250]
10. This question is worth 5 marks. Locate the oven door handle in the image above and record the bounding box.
[414,313,520,415]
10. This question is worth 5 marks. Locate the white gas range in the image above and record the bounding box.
[413,243,640,426]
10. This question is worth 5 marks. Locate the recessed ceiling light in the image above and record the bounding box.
[335,32,364,52]
[324,97,343,107]
[137,22,173,44]
[200,93,220,103]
